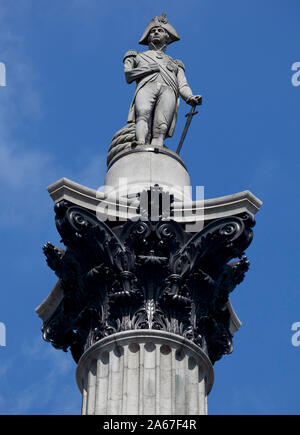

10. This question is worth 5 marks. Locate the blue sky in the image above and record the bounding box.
[0,0,299,415]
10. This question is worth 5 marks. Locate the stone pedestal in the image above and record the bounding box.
[76,330,213,415]
[105,147,192,201]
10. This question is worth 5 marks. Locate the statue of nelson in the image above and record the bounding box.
[124,13,202,148]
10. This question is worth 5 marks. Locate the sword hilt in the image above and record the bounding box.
[185,107,198,118]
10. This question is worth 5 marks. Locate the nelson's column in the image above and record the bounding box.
[36,13,262,415]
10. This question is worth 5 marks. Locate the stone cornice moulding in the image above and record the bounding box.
[47,177,262,223]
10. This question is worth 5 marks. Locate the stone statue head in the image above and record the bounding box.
[139,13,180,46]
[147,26,170,49]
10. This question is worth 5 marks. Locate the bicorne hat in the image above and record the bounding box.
[139,13,180,45]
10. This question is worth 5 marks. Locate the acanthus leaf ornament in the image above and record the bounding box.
[41,198,255,364]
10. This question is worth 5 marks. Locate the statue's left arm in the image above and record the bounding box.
[176,60,202,106]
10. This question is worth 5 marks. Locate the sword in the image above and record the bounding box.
[176,104,198,155]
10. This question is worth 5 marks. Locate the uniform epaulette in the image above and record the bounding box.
[123,49,138,62]
[175,59,185,71]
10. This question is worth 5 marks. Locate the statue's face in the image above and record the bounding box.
[148,26,169,46]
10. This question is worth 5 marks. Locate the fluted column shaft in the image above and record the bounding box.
[76,330,214,416]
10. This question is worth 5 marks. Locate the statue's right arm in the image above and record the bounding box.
[123,50,159,84]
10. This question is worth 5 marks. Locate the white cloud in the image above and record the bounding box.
[75,152,107,189]
[0,4,48,194]
[0,143,51,189]
[0,336,80,415]
[0,4,107,227]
